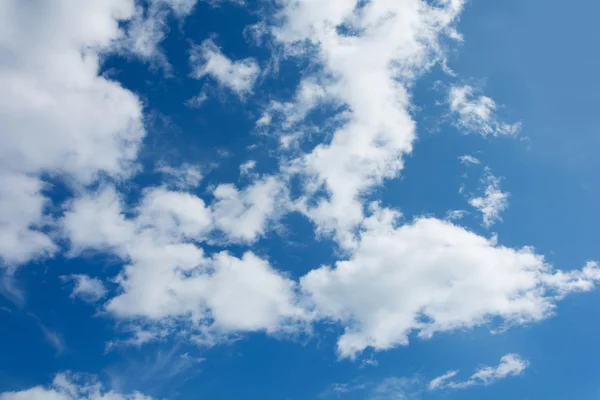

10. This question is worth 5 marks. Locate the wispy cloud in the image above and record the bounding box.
[449,85,521,136]
[105,345,205,397]
[29,313,66,354]
[469,169,509,228]
[459,154,481,165]
[0,372,155,400]
[429,354,529,390]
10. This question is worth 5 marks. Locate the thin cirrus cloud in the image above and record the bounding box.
[156,163,204,189]
[459,154,482,165]
[322,354,528,398]
[429,354,529,390]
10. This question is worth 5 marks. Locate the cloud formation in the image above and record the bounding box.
[469,169,510,228]
[301,206,600,358]
[61,185,600,358]
[0,373,154,400]
[63,275,108,303]
[449,85,521,136]
[429,354,529,390]
[190,39,260,97]
[0,0,145,267]
[3,0,600,370]
[61,185,305,343]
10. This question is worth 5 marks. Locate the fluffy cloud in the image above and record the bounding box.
[63,275,108,303]
[60,183,600,355]
[7,0,599,364]
[301,206,600,358]
[62,187,136,256]
[429,354,529,390]
[136,187,213,242]
[0,172,57,266]
[469,169,509,228]
[61,184,305,343]
[449,85,521,136]
[0,373,153,400]
[266,0,467,247]
[189,39,260,97]
[211,176,287,243]
[0,0,145,266]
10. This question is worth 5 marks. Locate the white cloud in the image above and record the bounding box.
[0,0,144,182]
[256,78,330,139]
[105,250,305,336]
[136,187,213,242]
[449,85,521,136]
[0,0,145,266]
[429,354,529,390]
[211,176,287,243]
[156,163,203,189]
[0,372,154,400]
[445,209,467,221]
[157,0,198,17]
[301,205,600,358]
[63,185,214,251]
[268,0,467,247]
[118,0,198,66]
[62,187,136,257]
[0,172,57,266]
[8,0,598,363]
[61,184,305,344]
[120,3,170,66]
[239,160,257,176]
[469,170,509,228]
[63,275,107,303]
[189,39,260,97]
[184,91,209,108]
[60,185,600,355]
[459,155,481,165]
[428,370,458,390]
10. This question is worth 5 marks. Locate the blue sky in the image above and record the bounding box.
[1,0,599,399]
